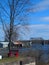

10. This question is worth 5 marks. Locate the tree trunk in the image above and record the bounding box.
[8,0,14,52]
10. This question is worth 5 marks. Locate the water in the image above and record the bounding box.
[19,44,49,52]
[19,44,49,63]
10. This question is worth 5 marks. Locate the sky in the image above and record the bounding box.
[0,0,49,41]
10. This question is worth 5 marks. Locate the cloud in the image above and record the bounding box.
[28,16,49,23]
[0,24,49,40]
[27,24,49,33]
[0,25,4,41]
[40,16,49,21]
[22,24,49,40]
[28,0,49,12]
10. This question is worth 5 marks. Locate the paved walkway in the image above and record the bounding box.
[25,62,36,65]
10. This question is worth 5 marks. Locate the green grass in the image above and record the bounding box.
[0,56,24,63]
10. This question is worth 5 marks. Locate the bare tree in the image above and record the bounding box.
[0,0,33,51]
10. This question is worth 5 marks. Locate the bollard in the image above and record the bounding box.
[8,51,12,57]
[20,61,22,65]
[15,50,19,57]
[0,55,2,59]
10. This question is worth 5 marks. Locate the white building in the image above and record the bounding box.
[0,42,9,48]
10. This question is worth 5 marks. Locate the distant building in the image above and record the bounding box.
[0,42,9,48]
[0,43,3,48]
[0,39,49,48]
[30,37,44,40]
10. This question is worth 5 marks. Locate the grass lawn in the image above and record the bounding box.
[0,56,24,63]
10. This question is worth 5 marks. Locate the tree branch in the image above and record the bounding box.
[14,0,29,18]
[0,2,9,16]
